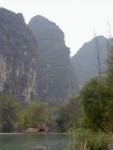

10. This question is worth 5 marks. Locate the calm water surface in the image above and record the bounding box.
[0,133,68,150]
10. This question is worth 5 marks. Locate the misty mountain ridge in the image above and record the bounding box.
[72,35,111,88]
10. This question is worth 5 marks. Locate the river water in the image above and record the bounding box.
[0,133,68,150]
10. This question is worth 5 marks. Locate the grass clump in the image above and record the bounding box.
[67,128,113,150]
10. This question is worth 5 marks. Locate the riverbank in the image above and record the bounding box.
[0,132,66,135]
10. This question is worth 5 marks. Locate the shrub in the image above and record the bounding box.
[68,128,113,150]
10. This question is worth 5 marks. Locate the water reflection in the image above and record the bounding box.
[0,133,67,150]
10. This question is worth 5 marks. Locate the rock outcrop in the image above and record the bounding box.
[29,15,78,106]
[0,8,38,103]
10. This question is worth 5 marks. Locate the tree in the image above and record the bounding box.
[106,45,113,82]
[94,32,102,82]
[55,97,80,132]
[0,95,20,132]
[80,77,113,131]
[65,97,80,129]
[18,102,48,128]
[55,104,67,132]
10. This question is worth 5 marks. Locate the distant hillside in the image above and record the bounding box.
[29,15,78,106]
[0,8,38,103]
[71,36,109,88]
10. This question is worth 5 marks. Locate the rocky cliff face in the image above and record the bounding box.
[72,36,109,88]
[29,16,77,106]
[0,9,77,106]
[0,8,38,103]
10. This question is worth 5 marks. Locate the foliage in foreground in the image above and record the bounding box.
[79,77,113,132]
[68,128,113,150]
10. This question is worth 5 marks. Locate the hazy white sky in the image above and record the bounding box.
[0,0,113,56]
